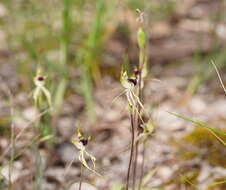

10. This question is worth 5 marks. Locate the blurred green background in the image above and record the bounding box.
[0,0,226,189]
[1,0,226,116]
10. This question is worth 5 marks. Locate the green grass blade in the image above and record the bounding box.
[207,180,226,188]
[168,112,226,146]
[180,175,201,190]
[141,168,157,187]
[53,78,67,116]
[61,0,71,66]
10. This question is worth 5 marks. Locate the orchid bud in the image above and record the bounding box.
[137,27,145,50]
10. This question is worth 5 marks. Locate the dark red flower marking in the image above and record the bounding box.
[37,76,44,81]
[134,69,141,76]
[127,78,137,86]
[79,138,88,146]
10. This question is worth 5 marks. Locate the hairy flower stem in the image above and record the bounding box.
[79,164,84,190]
[126,111,135,190]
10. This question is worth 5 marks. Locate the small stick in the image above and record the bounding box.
[211,60,226,93]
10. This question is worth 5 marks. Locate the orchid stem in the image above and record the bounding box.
[79,164,83,190]
[126,111,135,190]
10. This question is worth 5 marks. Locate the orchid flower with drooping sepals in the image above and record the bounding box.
[120,70,137,89]
[119,69,147,129]
[120,70,136,107]
[33,68,52,109]
[71,128,102,177]
[120,69,144,110]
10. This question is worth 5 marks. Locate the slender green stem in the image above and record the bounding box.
[9,130,14,190]
[33,99,46,190]
[9,95,15,190]
[126,111,135,190]
[34,145,43,190]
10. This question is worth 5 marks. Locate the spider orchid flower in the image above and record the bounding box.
[33,68,52,109]
[120,70,144,110]
[71,130,101,177]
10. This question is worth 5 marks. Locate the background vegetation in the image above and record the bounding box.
[0,0,226,190]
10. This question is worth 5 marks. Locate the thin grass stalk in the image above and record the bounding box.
[53,0,70,116]
[86,0,105,85]
[0,81,15,190]
[126,111,135,190]
[0,109,50,162]
[8,90,14,190]
[9,117,14,190]
[186,46,226,95]
[211,60,226,93]
[80,62,95,122]
[79,0,105,122]
[14,135,41,161]
[61,0,70,67]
